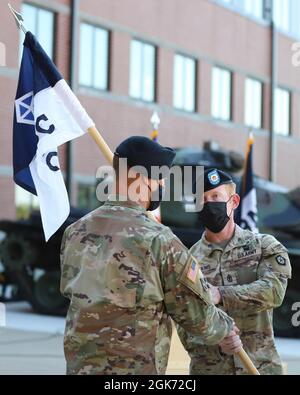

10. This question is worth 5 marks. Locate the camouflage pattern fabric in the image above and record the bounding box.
[60,196,233,375]
[177,225,292,375]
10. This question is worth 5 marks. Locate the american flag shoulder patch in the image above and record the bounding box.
[187,260,199,283]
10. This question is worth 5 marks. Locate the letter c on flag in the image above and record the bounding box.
[36,114,55,134]
[46,152,60,172]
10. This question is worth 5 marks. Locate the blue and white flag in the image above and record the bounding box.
[239,133,259,233]
[14,32,94,241]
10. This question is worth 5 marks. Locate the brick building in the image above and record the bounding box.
[1,0,300,220]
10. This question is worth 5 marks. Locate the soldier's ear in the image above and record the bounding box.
[232,194,240,209]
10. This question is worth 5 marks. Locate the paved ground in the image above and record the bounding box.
[0,302,299,375]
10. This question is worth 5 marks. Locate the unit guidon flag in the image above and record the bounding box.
[14,32,94,240]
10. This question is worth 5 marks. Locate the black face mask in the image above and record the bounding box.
[148,185,165,211]
[199,197,233,233]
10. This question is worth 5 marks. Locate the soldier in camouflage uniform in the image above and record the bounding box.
[177,168,292,375]
[60,138,239,375]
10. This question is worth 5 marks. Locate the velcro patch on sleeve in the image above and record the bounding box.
[178,255,212,304]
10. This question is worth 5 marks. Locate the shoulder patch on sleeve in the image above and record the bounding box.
[259,235,292,278]
[276,255,286,266]
[178,255,212,305]
[187,260,201,283]
[265,251,291,278]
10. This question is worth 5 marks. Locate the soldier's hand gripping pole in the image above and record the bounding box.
[191,256,260,376]
[9,5,259,371]
[56,109,263,374]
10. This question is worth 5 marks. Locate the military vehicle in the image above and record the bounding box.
[0,208,88,316]
[0,141,299,338]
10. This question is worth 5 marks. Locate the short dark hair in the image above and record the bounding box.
[113,154,131,179]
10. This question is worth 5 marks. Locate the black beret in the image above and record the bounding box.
[115,136,176,180]
[203,168,233,192]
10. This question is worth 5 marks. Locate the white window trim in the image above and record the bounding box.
[79,23,109,91]
[173,53,196,112]
[129,39,156,103]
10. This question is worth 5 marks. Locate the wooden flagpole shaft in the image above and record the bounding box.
[89,126,260,375]
[89,125,260,375]
[88,126,114,165]
[88,126,259,375]
[191,253,260,375]
[237,349,260,375]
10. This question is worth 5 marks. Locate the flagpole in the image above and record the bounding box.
[9,5,259,374]
[8,3,114,166]
[66,0,80,204]
[190,252,260,375]
[241,130,253,196]
[8,4,27,34]
[88,126,114,164]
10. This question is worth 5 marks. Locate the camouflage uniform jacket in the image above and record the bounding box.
[177,225,292,375]
[60,196,233,375]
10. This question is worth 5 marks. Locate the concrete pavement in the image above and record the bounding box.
[0,302,299,375]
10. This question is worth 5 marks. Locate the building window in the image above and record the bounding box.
[79,23,109,90]
[290,0,300,38]
[21,3,55,59]
[211,66,232,121]
[273,0,290,32]
[129,40,156,102]
[245,78,263,129]
[173,54,196,112]
[220,0,300,38]
[274,88,290,136]
[274,0,300,38]
[220,0,264,20]
[243,0,264,19]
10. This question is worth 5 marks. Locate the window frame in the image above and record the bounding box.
[211,65,233,122]
[173,53,197,113]
[212,0,267,23]
[274,87,291,137]
[129,38,157,103]
[244,77,264,130]
[79,22,111,91]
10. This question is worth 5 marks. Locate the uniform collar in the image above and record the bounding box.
[103,194,147,214]
[201,225,246,255]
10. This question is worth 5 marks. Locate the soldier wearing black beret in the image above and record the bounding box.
[115,136,175,179]
[61,142,239,375]
[113,136,175,210]
[177,168,292,375]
